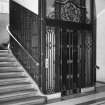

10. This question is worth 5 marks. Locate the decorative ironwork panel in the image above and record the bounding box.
[46,0,92,24]
[84,31,92,86]
[60,0,81,22]
[46,0,56,19]
[45,26,56,94]
[86,0,91,24]
[10,0,40,85]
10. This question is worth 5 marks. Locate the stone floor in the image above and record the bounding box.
[47,82,105,105]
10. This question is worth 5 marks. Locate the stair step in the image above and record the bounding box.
[0,67,24,72]
[0,78,29,86]
[0,50,8,53]
[0,70,23,73]
[0,81,31,86]
[0,88,35,96]
[0,84,33,94]
[0,93,46,105]
[0,53,13,57]
[0,75,27,79]
[0,57,16,62]
[0,72,25,79]
[0,50,46,105]
[0,91,36,102]
[0,89,36,98]
[4,96,46,105]
[0,62,20,67]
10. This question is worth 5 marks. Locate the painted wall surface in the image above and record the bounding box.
[96,0,105,82]
[96,0,105,15]
[0,0,9,13]
[96,12,105,82]
[13,0,38,14]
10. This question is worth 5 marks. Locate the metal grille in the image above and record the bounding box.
[61,1,81,22]
[85,31,92,86]
[45,26,56,94]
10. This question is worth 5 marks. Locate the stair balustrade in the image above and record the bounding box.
[7,26,41,87]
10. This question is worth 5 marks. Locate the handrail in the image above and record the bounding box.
[7,25,39,66]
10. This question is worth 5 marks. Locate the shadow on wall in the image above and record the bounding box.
[0,13,9,50]
[96,0,105,15]
[96,0,105,82]
[0,0,9,49]
[96,10,105,82]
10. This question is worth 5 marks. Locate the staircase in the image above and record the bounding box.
[0,50,46,105]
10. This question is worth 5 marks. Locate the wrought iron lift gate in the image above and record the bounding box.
[60,29,82,95]
[60,29,94,96]
[45,26,56,93]
[39,0,96,95]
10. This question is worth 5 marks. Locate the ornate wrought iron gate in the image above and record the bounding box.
[40,0,96,95]
[60,29,94,96]
[45,26,56,94]
[60,29,82,95]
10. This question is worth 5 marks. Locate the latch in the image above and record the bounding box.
[96,65,100,70]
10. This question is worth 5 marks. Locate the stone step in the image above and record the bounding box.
[0,50,46,105]
[6,96,47,105]
[0,50,8,53]
[0,67,24,72]
[0,84,33,94]
[0,75,27,79]
[0,72,26,79]
[0,89,36,99]
[0,62,20,67]
[0,52,13,57]
[0,94,46,105]
[0,57,16,62]
[0,78,29,86]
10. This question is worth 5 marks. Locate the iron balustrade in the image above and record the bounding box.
[7,25,40,86]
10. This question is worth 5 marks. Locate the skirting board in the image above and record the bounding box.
[46,93,61,100]
[81,87,95,93]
